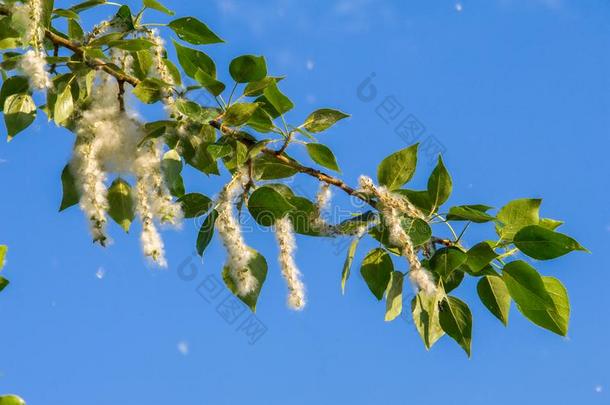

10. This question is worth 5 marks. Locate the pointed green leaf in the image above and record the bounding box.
[4,93,36,140]
[341,236,360,295]
[54,83,73,125]
[0,76,29,108]
[107,178,135,232]
[439,296,472,357]
[196,209,218,256]
[411,288,445,350]
[173,40,216,78]
[430,247,467,279]
[59,164,80,211]
[496,198,541,241]
[133,78,166,104]
[247,186,296,227]
[465,242,498,274]
[360,248,393,300]
[224,102,260,126]
[260,82,293,117]
[446,205,495,223]
[178,193,212,218]
[514,225,588,260]
[477,275,510,325]
[306,143,340,172]
[0,276,8,293]
[168,17,223,45]
[161,149,185,197]
[143,0,175,15]
[427,155,452,211]
[385,271,404,321]
[377,144,418,190]
[303,108,349,133]
[502,260,570,336]
[539,218,563,230]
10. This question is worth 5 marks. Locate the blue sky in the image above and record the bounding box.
[1,0,609,404]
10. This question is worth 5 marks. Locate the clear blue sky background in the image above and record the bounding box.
[1,0,609,404]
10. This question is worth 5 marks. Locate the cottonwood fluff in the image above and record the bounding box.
[215,170,257,295]
[275,216,306,310]
[358,175,436,294]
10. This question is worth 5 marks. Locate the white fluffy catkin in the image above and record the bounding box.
[358,176,436,294]
[71,76,181,265]
[215,170,257,295]
[17,0,52,90]
[135,175,167,267]
[275,216,306,310]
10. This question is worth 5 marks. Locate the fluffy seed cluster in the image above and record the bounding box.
[359,176,436,295]
[17,0,52,90]
[275,216,306,310]
[311,183,336,235]
[215,170,258,295]
[71,75,182,266]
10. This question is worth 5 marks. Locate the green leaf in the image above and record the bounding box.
[4,93,36,140]
[229,55,267,83]
[341,236,360,295]
[303,108,349,133]
[68,19,84,40]
[411,288,445,350]
[224,103,260,126]
[173,41,216,78]
[243,76,279,97]
[377,144,418,190]
[539,218,563,230]
[0,395,25,405]
[247,186,295,227]
[385,271,404,321]
[178,193,211,218]
[439,296,472,357]
[260,82,293,117]
[514,225,588,260]
[107,178,135,232]
[69,0,106,13]
[132,78,166,104]
[253,153,298,180]
[0,276,8,293]
[53,8,80,19]
[194,69,225,96]
[161,149,185,197]
[0,245,6,270]
[143,0,175,15]
[0,76,29,108]
[429,247,467,279]
[54,83,73,125]
[477,274,510,325]
[222,249,268,312]
[360,248,393,300]
[168,17,223,45]
[465,242,498,274]
[502,260,570,336]
[427,155,452,211]
[496,198,541,241]
[306,143,340,172]
[446,205,495,223]
[196,209,218,256]
[59,164,79,211]
[112,5,134,30]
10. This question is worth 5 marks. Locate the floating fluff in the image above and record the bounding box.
[358,175,436,295]
[215,169,258,295]
[275,216,306,310]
